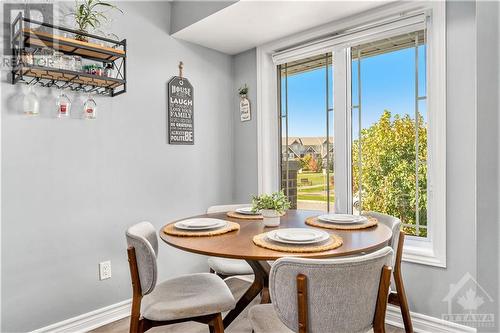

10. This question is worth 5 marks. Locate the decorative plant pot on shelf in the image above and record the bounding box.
[261,209,281,227]
[75,32,89,42]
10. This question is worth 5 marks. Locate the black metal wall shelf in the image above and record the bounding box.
[11,13,126,97]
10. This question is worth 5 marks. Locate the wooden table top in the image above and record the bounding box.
[160,210,393,260]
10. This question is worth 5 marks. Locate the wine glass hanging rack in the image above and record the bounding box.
[11,12,126,97]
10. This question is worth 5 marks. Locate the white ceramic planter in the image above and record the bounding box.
[261,209,280,227]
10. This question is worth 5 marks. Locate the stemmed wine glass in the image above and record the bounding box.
[23,82,39,116]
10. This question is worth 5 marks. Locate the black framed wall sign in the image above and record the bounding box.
[168,75,194,144]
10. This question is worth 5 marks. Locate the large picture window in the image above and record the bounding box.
[279,30,428,238]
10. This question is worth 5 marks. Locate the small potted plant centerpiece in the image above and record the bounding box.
[252,191,291,227]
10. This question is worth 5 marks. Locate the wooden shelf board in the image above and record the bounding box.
[23,29,125,61]
[20,66,124,89]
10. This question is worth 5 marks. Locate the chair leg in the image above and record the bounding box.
[129,296,142,330]
[129,315,140,333]
[130,316,147,333]
[128,247,144,333]
[394,271,413,333]
[373,266,391,333]
[260,287,270,304]
[209,313,224,333]
[393,231,413,333]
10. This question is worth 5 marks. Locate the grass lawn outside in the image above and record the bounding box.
[297,172,334,202]
[298,194,335,202]
[300,185,328,193]
[297,172,328,186]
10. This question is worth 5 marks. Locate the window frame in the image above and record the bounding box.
[257,1,446,267]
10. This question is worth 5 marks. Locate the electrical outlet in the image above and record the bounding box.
[99,261,112,280]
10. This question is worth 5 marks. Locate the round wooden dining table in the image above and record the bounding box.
[160,209,392,328]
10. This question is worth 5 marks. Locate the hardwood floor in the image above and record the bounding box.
[91,277,405,333]
[91,316,405,333]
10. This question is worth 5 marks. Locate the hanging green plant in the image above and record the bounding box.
[238,84,249,96]
[70,0,123,42]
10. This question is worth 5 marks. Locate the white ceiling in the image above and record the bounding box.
[172,1,394,55]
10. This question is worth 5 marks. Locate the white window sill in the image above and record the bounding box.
[403,236,446,268]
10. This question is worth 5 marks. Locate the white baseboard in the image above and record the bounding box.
[31,299,477,333]
[31,300,131,333]
[386,305,477,333]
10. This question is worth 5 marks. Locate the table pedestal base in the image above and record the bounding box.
[222,260,271,328]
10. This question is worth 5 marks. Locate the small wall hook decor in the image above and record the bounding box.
[178,61,184,78]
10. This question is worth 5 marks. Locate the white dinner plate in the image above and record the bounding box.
[236,207,261,215]
[175,218,227,230]
[318,214,368,224]
[267,228,330,245]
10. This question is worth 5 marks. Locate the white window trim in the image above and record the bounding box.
[257,1,446,267]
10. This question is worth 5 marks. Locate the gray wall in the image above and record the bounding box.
[1,2,234,332]
[232,48,258,203]
[170,1,237,35]
[476,1,499,332]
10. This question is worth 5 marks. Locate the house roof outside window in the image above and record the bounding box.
[282,137,333,159]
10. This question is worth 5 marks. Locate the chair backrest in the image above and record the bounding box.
[364,211,401,258]
[270,247,393,333]
[126,221,158,295]
[207,204,250,214]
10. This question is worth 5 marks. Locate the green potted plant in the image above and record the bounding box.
[70,0,123,42]
[252,191,290,227]
[238,84,249,97]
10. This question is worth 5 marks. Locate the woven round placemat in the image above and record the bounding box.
[305,216,378,230]
[253,232,343,253]
[227,211,263,220]
[163,221,240,237]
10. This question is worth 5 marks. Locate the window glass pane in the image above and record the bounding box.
[279,54,334,212]
[351,30,428,237]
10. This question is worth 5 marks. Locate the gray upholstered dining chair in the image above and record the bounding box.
[248,247,394,333]
[206,204,254,278]
[363,211,413,333]
[126,222,236,333]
